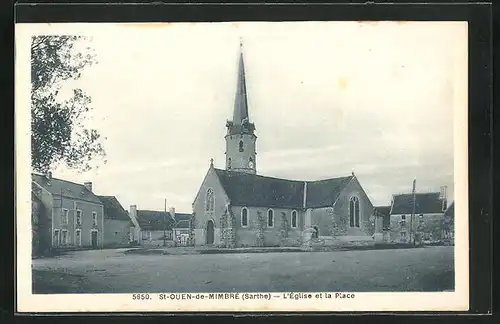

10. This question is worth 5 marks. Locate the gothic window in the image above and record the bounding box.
[239,140,244,152]
[291,210,298,228]
[241,207,248,227]
[248,157,254,168]
[349,196,360,228]
[267,209,274,227]
[206,188,215,212]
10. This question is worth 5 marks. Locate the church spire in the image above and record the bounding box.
[226,38,255,136]
[224,38,257,174]
[233,39,249,124]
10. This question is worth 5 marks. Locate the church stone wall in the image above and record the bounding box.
[333,177,375,237]
[192,168,230,246]
[231,206,304,247]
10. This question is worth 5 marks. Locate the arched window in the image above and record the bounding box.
[227,158,232,169]
[267,209,274,227]
[291,210,298,228]
[205,188,214,212]
[349,196,360,228]
[239,140,244,152]
[241,207,248,227]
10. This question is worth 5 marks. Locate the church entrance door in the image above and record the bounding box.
[206,220,214,245]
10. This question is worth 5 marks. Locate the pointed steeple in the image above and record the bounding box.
[226,38,255,136]
[233,39,249,124]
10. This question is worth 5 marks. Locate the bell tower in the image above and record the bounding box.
[225,39,257,174]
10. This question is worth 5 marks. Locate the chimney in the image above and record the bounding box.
[84,181,93,192]
[130,205,137,219]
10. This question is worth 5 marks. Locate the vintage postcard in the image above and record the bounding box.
[16,21,468,313]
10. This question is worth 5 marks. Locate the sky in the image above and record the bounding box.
[42,21,465,213]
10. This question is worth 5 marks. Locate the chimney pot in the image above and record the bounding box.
[83,181,93,192]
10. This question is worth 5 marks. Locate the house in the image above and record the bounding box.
[443,201,455,244]
[32,172,104,250]
[129,205,193,247]
[171,210,193,246]
[191,42,382,248]
[389,189,449,244]
[31,192,50,256]
[129,205,175,247]
[97,195,135,247]
[373,206,391,243]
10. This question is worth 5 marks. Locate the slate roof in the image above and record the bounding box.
[444,201,454,218]
[136,210,192,231]
[390,192,445,215]
[97,196,132,222]
[32,173,102,204]
[173,213,193,229]
[305,176,354,208]
[214,169,353,209]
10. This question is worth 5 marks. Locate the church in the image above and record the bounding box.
[191,42,383,248]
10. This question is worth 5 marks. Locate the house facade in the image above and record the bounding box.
[191,42,382,248]
[389,190,449,244]
[32,172,105,250]
[98,195,134,247]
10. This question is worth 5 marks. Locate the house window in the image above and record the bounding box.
[267,209,274,227]
[205,188,215,212]
[239,140,244,152]
[75,229,82,246]
[228,158,232,169]
[241,207,248,227]
[349,197,360,228]
[92,212,97,226]
[401,215,406,220]
[76,210,82,225]
[61,230,68,245]
[61,209,69,225]
[291,210,298,228]
[400,220,407,227]
[401,231,407,239]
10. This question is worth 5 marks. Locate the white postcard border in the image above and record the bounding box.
[15,22,469,313]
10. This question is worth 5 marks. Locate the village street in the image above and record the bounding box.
[32,246,454,294]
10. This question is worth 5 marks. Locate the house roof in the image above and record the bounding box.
[214,168,353,209]
[32,173,102,204]
[97,196,131,222]
[173,213,192,229]
[390,192,445,215]
[374,206,391,216]
[136,210,175,231]
[444,201,455,218]
[136,210,192,231]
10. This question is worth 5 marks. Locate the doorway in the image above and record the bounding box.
[206,220,214,245]
[91,230,98,248]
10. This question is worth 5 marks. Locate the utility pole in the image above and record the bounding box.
[410,178,417,246]
[163,198,167,247]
